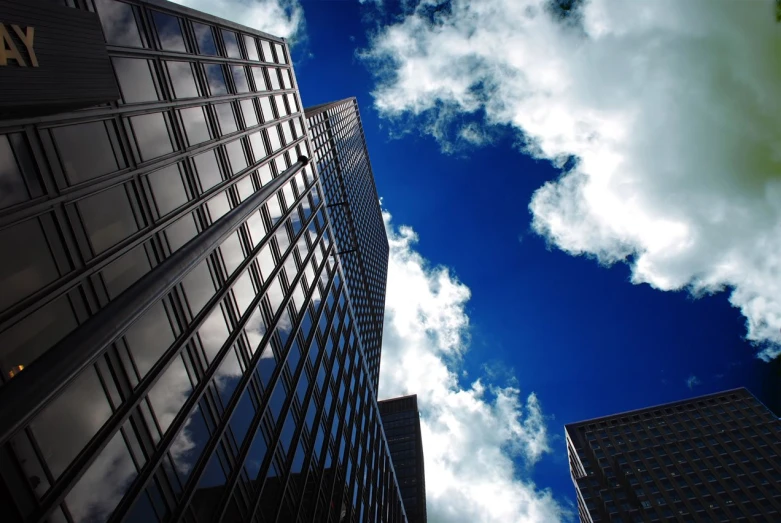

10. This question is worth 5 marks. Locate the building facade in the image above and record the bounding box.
[0,1,406,522]
[305,99,388,391]
[378,395,427,523]
[565,388,781,523]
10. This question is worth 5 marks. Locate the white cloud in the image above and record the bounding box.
[686,375,701,390]
[363,0,781,360]
[379,211,568,523]
[170,0,305,41]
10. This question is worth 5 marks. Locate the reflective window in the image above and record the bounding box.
[125,301,174,379]
[267,68,281,90]
[152,11,186,52]
[113,57,158,103]
[259,96,274,122]
[205,64,228,96]
[233,270,255,316]
[251,66,267,91]
[266,193,283,224]
[249,131,267,162]
[53,120,123,184]
[94,0,143,48]
[167,61,199,99]
[275,95,288,117]
[244,305,266,354]
[148,356,191,434]
[130,112,174,161]
[31,367,112,478]
[193,22,218,55]
[225,139,247,175]
[231,390,255,448]
[165,212,198,252]
[0,134,32,209]
[182,259,215,315]
[282,120,294,145]
[246,210,266,248]
[0,294,76,380]
[193,149,222,191]
[180,106,211,146]
[231,65,250,93]
[214,347,242,409]
[282,69,292,90]
[287,93,298,113]
[236,173,254,202]
[199,306,229,363]
[267,126,282,152]
[240,99,258,128]
[258,163,272,185]
[0,218,59,312]
[222,30,241,58]
[260,40,273,63]
[220,231,244,275]
[215,102,237,135]
[101,243,151,299]
[147,163,188,217]
[274,43,286,64]
[207,191,231,221]
[77,184,139,254]
[244,35,259,61]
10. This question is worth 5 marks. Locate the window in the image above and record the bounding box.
[165,212,198,252]
[0,218,59,312]
[231,65,250,93]
[193,149,222,191]
[225,139,247,175]
[274,43,287,64]
[101,243,151,298]
[94,0,143,48]
[249,131,267,162]
[260,40,273,62]
[268,68,281,90]
[77,184,139,254]
[129,112,174,161]
[152,11,185,52]
[0,134,36,210]
[267,126,282,152]
[53,120,124,184]
[113,57,158,103]
[180,106,211,146]
[240,99,258,128]
[251,67,267,91]
[204,64,228,96]
[259,96,274,122]
[193,22,218,55]
[166,61,199,99]
[147,162,188,217]
[244,35,259,61]
[214,102,238,135]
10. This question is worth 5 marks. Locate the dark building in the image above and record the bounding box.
[379,395,427,523]
[0,1,407,522]
[565,388,781,523]
[305,99,388,391]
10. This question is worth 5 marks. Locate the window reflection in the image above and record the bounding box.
[130,112,173,162]
[281,69,292,90]
[249,131,266,162]
[251,67,267,91]
[259,96,274,123]
[101,243,151,299]
[240,99,258,128]
[207,191,231,221]
[77,184,139,255]
[214,103,237,135]
[220,231,244,276]
[152,11,186,52]
[231,65,250,93]
[53,120,122,184]
[225,139,247,175]
[165,211,198,253]
[266,192,283,224]
[204,64,228,96]
[193,149,222,191]
[124,301,174,380]
[274,43,287,64]
[113,57,157,103]
[198,306,229,364]
[260,40,273,63]
[193,22,218,55]
[0,134,33,210]
[180,106,211,146]
[0,218,59,312]
[181,259,215,315]
[95,0,143,48]
[275,95,288,117]
[167,61,199,99]
[148,356,192,434]
[244,35,259,61]
[267,126,282,152]
[233,270,255,316]
[244,305,266,354]
[147,163,188,217]
[267,68,281,90]
[222,30,241,58]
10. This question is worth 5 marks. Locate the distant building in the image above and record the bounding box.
[565,388,781,523]
[379,394,428,523]
[0,1,406,522]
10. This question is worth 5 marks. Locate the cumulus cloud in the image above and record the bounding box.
[379,211,568,522]
[362,0,781,360]
[686,375,701,390]
[171,0,305,41]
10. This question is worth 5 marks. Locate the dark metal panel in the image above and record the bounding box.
[0,0,119,118]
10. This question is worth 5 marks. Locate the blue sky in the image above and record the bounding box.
[176,0,781,520]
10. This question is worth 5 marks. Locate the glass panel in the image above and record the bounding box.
[246,210,266,248]
[171,405,210,485]
[287,93,298,114]
[236,173,255,202]
[199,307,229,364]
[32,367,113,478]
[148,356,191,434]
[214,348,242,409]
[205,64,227,96]
[165,211,198,253]
[281,70,292,90]
[230,390,255,447]
[231,65,250,93]
[267,68,280,90]
[259,96,274,122]
[148,163,187,217]
[244,35,259,61]
[244,305,266,354]
[101,243,151,299]
[125,301,174,379]
[222,30,241,58]
[53,121,120,184]
[274,43,286,64]
[0,294,76,380]
[182,260,215,315]
[225,139,247,175]
[0,218,58,312]
[282,121,293,145]
[65,430,136,523]
[130,112,173,161]
[193,149,222,192]
[266,276,284,317]
[94,0,142,48]
[78,184,138,254]
[152,11,185,52]
[167,61,198,99]
[233,268,256,318]
[0,134,30,209]
[266,193,283,224]
[215,103,237,135]
[240,99,258,128]
[192,455,226,521]
[251,66,267,91]
[249,131,266,162]
[275,95,288,117]
[260,40,273,63]
[258,163,272,185]
[180,106,210,146]
[267,126,282,152]
[220,231,244,276]
[257,245,274,282]
[193,22,218,55]
[113,57,157,103]
[207,191,231,221]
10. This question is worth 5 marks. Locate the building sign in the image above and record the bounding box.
[0,0,118,119]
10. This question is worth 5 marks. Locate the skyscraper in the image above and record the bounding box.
[305,99,388,391]
[378,395,428,523]
[566,388,781,523]
[0,1,406,522]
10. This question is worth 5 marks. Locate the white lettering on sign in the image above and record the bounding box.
[0,24,37,67]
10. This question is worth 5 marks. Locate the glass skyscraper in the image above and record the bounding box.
[0,1,407,522]
[566,388,781,523]
[305,99,388,391]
